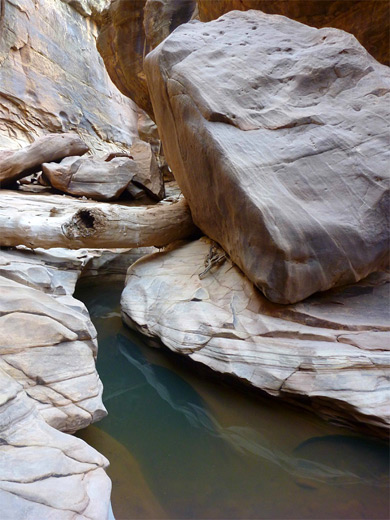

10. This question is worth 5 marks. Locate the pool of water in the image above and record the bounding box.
[75,279,389,520]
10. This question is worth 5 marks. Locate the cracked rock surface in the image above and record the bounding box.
[121,237,390,438]
[145,10,390,304]
[0,247,106,433]
[0,367,111,520]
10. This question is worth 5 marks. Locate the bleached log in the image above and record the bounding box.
[0,133,89,186]
[0,190,197,249]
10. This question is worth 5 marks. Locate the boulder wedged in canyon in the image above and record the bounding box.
[0,190,197,249]
[0,133,89,186]
[0,248,107,433]
[0,367,111,520]
[42,154,137,201]
[97,0,196,120]
[145,10,390,304]
[129,139,165,200]
[197,0,390,65]
[0,0,137,152]
[121,238,390,438]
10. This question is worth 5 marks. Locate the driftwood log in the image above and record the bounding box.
[0,191,197,249]
[0,133,89,186]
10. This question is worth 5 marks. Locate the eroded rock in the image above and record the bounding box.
[0,0,137,152]
[42,155,137,201]
[145,10,390,304]
[0,367,111,520]
[0,133,88,187]
[121,238,390,438]
[0,248,106,433]
[130,139,165,200]
[97,0,196,120]
[197,0,390,65]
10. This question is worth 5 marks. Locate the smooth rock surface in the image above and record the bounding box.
[0,0,137,152]
[97,0,196,119]
[121,238,390,438]
[0,367,111,520]
[0,248,106,433]
[130,138,165,200]
[0,133,89,186]
[42,155,137,201]
[197,0,390,65]
[145,10,390,304]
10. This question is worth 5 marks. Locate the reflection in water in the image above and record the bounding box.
[76,280,390,520]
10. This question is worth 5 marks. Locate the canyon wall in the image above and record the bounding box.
[0,0,138,153]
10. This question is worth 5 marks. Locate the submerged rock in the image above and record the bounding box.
[121,238,390,438]
[0,248,106,433]
[145,10,390,304]
[42,155,137,201]
[0,367,111,520]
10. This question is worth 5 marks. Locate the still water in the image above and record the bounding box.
[75,280,389,520]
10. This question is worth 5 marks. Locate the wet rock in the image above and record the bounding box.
[121,238,390,438]
[145,10,390,304]
[0,0,137,153]
[0,367,111,520]
[0,248,106,433]
[42,155,137,201]
[0,133,88,187]
[197,0,390,65]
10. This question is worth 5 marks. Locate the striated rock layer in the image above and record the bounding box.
[197,0,390,65]
[145,10,390,304]
[121,238,390,439]
[0,367,111,520]
[0,247,106,433]
[0,0,137,152]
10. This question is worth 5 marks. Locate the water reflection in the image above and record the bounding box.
[76,280,390,520]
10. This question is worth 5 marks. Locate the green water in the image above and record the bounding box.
[75,280,389,520]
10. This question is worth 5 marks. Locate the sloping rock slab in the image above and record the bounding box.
[42,155,137,201]
[0,249,106,433]
[145,10,390,304]
[0,133,88,186]
[0,367,111,520]
[121,238,390,438]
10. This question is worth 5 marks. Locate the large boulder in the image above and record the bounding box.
[0,248,107,433]
[96,0,196,120]
[145,10,390,304]
[0,0,137,153]
[0,367,111,520]
[121,238,390,438]
[42,155,137,201]
[197,0,390,66]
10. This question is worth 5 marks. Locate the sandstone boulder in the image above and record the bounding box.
[42,155,137,201]
[0,249,106,433]
[0,367,111,520]
[0,0,138,152]
[145,10,390,304]
[197,0,390,66]
[130,138,165,200]
[0,133,88,186]
[121,238,390,438]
